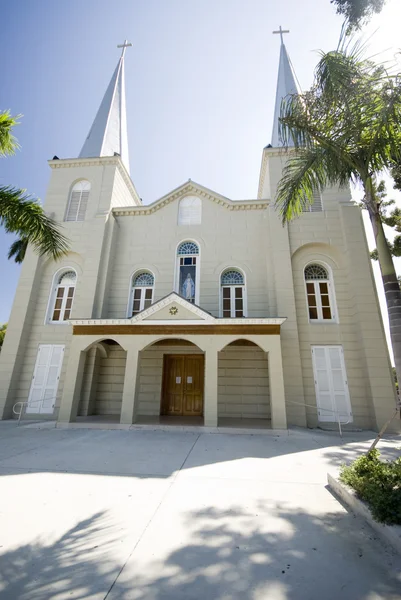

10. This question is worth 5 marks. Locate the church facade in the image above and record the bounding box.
[0,39,398,431]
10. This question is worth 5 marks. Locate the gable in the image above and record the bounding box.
[112,180,268,217]
[142,303,204,321]
[130,293,214,323]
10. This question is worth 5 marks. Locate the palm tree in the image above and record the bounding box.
[275,39,401,383]
[0,110,68,261]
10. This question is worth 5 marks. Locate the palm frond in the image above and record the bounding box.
[7,237,28,263]
[0,186,69,260]
[0,111,20,156]
[275,148,328,224]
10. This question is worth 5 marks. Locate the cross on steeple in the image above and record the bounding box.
[117,39,132,58]
[273,26,289,45]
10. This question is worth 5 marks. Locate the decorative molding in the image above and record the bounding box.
[112,181,269,217]
[48,156,141,206]
[73,324,282,336]
[131,293,215,323]
[69,292,287,327]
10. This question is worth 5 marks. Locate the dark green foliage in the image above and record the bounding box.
[0,323,6,349]
[340,449,401,525]
[390,161,401,192]
[331,0,386,29]
[368,181,401,260]
[7,237,28,263]
[0,110,69,262]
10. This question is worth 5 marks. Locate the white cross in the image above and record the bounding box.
[117,39,132,58]
[272,26,290,45]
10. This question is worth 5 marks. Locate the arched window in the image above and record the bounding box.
[176,241,199,304]
[48,270,77,323]
[65,180,91,222]
[221,269,246,317]
[178,196,202,225]
[130,272,154,316]
[304,263,335,321]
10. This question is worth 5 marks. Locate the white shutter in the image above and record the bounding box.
[77,190,89,221]
[311,346,352,423]
[26,345,64,414]
[310,190,323,212]
[303,189,323,213]
[66,191,81,221]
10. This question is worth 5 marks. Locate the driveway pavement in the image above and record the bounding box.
[0,421,400,600]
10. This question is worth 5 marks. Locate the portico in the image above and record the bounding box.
[58,293,288,429]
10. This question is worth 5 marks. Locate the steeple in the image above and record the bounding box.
[79,40,132,173]
[271,27,299,147]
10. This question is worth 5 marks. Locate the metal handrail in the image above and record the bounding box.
[12,402,28,426]
[12,397,56,426]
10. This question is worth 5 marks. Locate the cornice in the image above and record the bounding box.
[70,317,287,326]
[112,183,269,217]
[48,156,141,206]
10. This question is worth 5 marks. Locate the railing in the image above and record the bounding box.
[12,398,56,426]
[286,399,353,438]
[12,402,29,426]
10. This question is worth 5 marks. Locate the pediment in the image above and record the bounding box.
[112,179,268,216]
[130,293,215,323]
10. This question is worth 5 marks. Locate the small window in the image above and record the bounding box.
[221,269,246,317]
[65,180,90,222]
[130,272,154,316]
[48,270,77,323]
[304,263,335,321]
[303,189,323,213]
[176,241,199,304]
[178,196,202,225]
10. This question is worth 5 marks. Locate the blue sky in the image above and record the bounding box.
[1,0,400,325]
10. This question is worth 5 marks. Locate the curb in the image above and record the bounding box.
[327,473,401,555]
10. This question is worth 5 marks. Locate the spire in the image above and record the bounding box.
[79,40,132,173]
[271,27,299,147]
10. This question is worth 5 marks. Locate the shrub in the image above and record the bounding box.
[339,449,401,525]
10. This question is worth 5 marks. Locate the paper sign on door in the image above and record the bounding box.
[187,376,193,384]
[176,377,181,384]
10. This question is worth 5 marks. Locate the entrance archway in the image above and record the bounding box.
[218,339,271,427]
[136,338,205,423]
[77,339,126,420]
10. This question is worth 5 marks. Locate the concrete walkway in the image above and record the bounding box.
[0,422,400,599]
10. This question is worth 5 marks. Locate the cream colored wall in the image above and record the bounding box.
[0,158,133,417]
[93,346,126,415]
[1,149,397,431]
[107,194,271,319]
[218,345,270,419]
[266,150,397,430]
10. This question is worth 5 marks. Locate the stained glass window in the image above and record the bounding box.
[177,241,199,255]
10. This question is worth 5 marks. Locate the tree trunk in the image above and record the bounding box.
[366,181,401,394]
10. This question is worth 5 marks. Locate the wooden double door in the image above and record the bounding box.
[161,355,204,416]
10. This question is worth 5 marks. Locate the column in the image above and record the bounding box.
[269,340,288,430]
[58,339,87,423]
[120,343,141,425]
[204,347,218,427]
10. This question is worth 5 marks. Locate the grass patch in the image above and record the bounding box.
[339,449,401,525]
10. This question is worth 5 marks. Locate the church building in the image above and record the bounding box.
[0,36,398,431]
